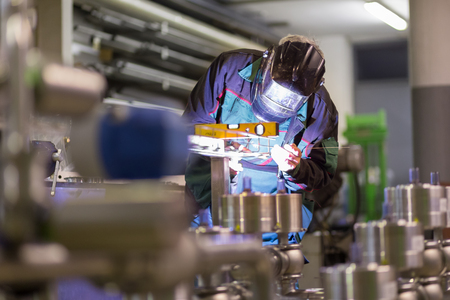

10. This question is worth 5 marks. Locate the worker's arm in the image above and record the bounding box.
[182,53,229,127]
[183,53,229,214]
[283,90,339,192]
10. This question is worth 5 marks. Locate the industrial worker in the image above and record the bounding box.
[183,34,339,245]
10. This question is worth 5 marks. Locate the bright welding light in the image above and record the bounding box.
[364,2,408,31]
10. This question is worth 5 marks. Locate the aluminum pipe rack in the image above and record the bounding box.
[73,0,266,51]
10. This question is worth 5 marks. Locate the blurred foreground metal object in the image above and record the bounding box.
[321,263,397,300]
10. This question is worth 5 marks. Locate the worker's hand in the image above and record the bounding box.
[229,157,243,175]
[225,141,252,153]
[271,143,301,172]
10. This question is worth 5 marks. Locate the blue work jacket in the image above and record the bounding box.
[183,48,339,241]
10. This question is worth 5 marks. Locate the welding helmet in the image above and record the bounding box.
[251,41,325,123]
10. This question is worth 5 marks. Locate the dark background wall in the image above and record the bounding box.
[353,40,413,186]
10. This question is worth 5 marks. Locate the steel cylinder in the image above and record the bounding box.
[276,193,304,233]
[220,192,277,233]
[383,187,396,221]
[383,220,424,271]
[446,187,450,227]
[321,264,352,299]
[321,263,397,300]
[354,221,383,265]
[416,240,445,277]
[396,183,446,229]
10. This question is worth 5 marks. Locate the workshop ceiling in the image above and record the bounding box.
[220,0,410,43]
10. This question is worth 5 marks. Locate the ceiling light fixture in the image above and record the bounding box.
[364,1,408,31]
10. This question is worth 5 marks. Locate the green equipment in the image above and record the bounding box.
[343,109,388,221]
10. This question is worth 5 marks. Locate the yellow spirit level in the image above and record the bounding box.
[194,122,279,138]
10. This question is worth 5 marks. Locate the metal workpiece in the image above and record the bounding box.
[397,281,428,300]
[51,181,189,252]
[321,264,354,300]
[70,104,189,180]
[220,191,277,234]
[2,0,34,155]
[395,182,446,230]
[281,288,324,299]
[354,220,384,265]
[0,233,200,294]
[336,144,365,173]
[383,220,424,272]
[0,0,48,247]
[194,285,251,300]
[383,187,396,221]
[446,187,450,227]
[419,277,444,300]
[416,240,446,278]
[442,240,450,271]
[196,240,274,300]
[35,63,106,116]
[266,244,304,279]
[280,245,305,276]
[112,233,200,294]
[352,264,397,300]
[276,193,305,233]
[442,272,450,294]
[220,191,305,234]
[321,263,397,300]
[211,157,230,226]
[0,250,115,285]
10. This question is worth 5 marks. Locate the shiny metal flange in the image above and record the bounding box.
[220,191,305,234]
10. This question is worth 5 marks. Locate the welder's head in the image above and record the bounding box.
[251,38,325,123]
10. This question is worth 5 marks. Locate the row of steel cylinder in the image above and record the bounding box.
[383,169,450,229]
[321,219,450,299]
[320,169,450,299]
[219,179,305,234]
[321,262,447,300]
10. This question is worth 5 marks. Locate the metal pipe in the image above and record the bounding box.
[73,0,266,51]
[211,157,230,226]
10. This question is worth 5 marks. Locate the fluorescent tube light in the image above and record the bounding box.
[364,2,408,31]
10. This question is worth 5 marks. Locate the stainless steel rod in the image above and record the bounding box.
[73,0,265,51]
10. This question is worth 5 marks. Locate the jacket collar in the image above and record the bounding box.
[238,58,262,82]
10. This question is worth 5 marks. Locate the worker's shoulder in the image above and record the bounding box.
[313,86,338,117]
[218,48,263,63]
